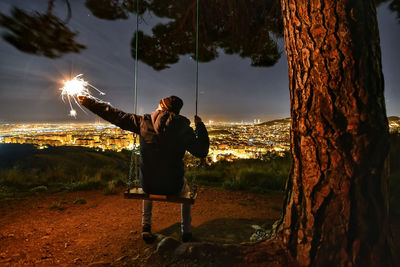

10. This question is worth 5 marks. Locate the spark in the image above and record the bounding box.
[69,109,77,117]
[60,74,105,117]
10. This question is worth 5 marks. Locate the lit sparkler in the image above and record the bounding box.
[60,74,105,117]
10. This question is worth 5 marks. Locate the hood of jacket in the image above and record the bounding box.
[151,109,190,135]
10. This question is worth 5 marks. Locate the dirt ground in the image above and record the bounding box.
[0,187,284,266]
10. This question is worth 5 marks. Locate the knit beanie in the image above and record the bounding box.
[160,96,183,114]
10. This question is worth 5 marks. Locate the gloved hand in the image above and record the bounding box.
[78,95,87,105]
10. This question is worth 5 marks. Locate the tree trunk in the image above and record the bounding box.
[278,0,394,266]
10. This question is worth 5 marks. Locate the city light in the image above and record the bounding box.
[1,118,399,162]
[0,120,292,161]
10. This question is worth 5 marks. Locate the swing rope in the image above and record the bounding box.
[127,0,200,192]
[127,0,140,190]
[195,0,199,116]
[191,0,200,197]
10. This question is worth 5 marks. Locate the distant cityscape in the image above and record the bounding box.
[0,117,399,162]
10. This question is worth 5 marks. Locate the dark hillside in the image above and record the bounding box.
[0,144,131,196]
[257,118,290,126]
[0,143,36,167]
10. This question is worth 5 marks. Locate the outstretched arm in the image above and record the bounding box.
[186,115,209,158]
[78,96,141,134]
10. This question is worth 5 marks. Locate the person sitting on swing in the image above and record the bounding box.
[78,95,209,243]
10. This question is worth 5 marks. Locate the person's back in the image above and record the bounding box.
[138,109,208,195]
[79,95,209,242]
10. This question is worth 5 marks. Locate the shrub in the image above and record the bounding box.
[222,168,285,192]
[186,155,291,193]
[65,178,103,192]
[114,178,127,187]
[30,185,48,193]
[96,168,125,183]
[104,180,118,195]
[0,184,13,198]
[73,198,87,204]
[49,202,66,211]
[186,167,226,187]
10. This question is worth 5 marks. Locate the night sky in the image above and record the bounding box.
[0,0,399,123]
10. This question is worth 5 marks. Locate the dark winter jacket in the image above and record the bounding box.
[81,97,209,195]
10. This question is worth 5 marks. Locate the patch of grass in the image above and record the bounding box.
[0,144,130,198]
[98,168,124,183]
[49,202,66,211]
[64,176,103,192]
[223,168,286,192]
[104,180,118,195]
[237,201,247,206]
[186,153,292,193]
[2,137,400,207]
[271,204,282,211]
[247,196,255,201]
[0,185,13,198]
[30,185,48,193]
[0,168,39,191]
[73,198,87,205]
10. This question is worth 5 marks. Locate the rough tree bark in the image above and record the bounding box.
[277,0,394,266]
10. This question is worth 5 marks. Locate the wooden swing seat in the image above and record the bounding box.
[124,185,196,204]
